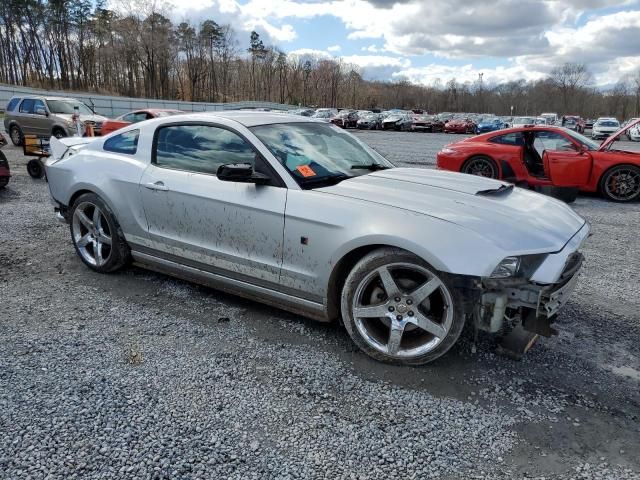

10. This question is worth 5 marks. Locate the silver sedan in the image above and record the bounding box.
[46,112,588,365]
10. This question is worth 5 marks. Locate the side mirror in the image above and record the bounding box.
[35,107,47,116]
[217,163,271,185]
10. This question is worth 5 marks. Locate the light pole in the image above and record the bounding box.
[478,72,484,113]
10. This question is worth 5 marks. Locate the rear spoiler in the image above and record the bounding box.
[50,136,96,161]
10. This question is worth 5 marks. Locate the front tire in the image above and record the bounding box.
[462,156,499,179]
[69,193,130,272]
[599,165,640,202]
[341,248,466,365]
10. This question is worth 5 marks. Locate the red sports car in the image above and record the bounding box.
[101,109,183,136]
[444,118,476,134]
[436,119,640,202]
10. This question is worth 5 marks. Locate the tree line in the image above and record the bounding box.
[1,0,640,119]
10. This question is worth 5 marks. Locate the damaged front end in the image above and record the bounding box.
[473,247,585,359]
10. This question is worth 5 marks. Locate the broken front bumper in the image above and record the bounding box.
[476,223,589,337]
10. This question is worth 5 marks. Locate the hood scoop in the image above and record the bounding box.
[476,183,514,196]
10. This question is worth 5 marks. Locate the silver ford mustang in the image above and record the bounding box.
[45,112,589,365]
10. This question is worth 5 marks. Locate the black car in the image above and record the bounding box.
[411,115,445,132]
[357,113,383,130]
[381,113,413,131]
[330,110,359,128]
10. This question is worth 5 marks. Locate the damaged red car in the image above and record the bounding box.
[444,118,476,134]
[436,119,640,202]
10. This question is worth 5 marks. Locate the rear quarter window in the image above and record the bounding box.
[103,130,139,155]
[489,132,524,146]
[6,98,21,112]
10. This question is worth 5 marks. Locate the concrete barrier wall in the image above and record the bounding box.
[0,84,298,117]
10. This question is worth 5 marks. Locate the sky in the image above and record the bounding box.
[163,0,640,88]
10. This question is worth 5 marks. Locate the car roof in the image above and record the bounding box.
[12,95,80,101]
[144,110,319,127]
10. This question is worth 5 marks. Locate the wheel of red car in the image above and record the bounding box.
[462,156,499,179]
[599,165,640,202]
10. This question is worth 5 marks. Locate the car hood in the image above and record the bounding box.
[55,113,109,123]
[317,168,585,253]
[599,118,640,150]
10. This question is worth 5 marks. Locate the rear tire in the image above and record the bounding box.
[461,156,499,179]
[69,193,130,273]
[9,125,23,146]
[599,165,640,202]
[340,248,466,365]
[0,177,8,189]
[52,127,67,139]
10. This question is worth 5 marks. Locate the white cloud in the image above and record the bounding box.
[141,0,640,87]
[362,44,381,53]
[393,63,546,87]
[288,49,333,60]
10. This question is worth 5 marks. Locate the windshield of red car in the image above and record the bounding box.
[562,129,600,150]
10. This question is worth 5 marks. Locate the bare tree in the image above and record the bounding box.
[550,62,591,112]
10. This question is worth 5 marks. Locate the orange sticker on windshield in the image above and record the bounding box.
[296,165,316,177]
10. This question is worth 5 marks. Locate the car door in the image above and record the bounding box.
[139,122,287,286]
[17,99,36,135]
[535,130,592,186]
[31,99,50,136]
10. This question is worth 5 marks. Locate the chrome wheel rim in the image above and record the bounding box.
[465,158,496,178]
[10,127,20,144]
[352,263,454,358]
[605,168,640,201]
[72,202,113,266]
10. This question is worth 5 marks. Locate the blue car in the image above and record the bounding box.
[475,118,505,134]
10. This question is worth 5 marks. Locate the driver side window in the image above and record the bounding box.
[154,124,256,175]
[534,131,577,153]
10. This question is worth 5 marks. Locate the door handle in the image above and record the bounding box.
[145,181,169,191]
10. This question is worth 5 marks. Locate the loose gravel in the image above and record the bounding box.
[1,130,639,479]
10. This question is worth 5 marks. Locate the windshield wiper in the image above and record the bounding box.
[350,163,390,171]
[300,173,350,189]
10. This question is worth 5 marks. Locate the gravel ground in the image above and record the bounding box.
[1,129,639,479]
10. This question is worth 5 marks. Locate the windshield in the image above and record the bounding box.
[312,111,331,118]
[386,115,402,121]
[251,122,394,188]
[597,120,619,127]
[562,128,600,150]
[47,99,93,115]
[514,117,536,124]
